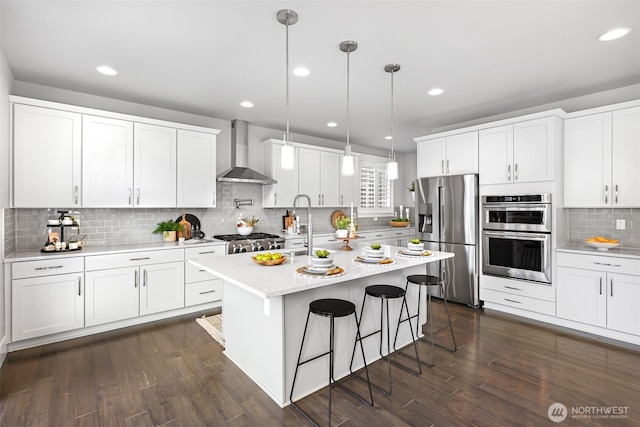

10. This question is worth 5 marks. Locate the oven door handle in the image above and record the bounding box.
[482,230,550,241]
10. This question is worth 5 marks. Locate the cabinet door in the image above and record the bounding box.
[263,144,299,208]
[139,262,185,315]
[446,132,478,175]
[556,267,606,327]
[513,117,555,183]
[13,104,82,207]
[479,125,513,185]
[340,155,359,206]
[564,113,612,207]
[177,130,217,207]
[133,123,177,207]
[85,267,139,326]
[417,138,446,177]
[321,151,341,207]
[298,148,322,206]
[12,273,84,341]
[82,115,134,207]
[612,106,640,207]
[607,273,640,335]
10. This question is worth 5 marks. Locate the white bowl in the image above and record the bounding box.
[311,256,333,268]
[61,219,73,225]
[585,240,621,251]
[47,219,60,225]
[237,226,253,236]
[365,248,385,258]
[407,242,424,251]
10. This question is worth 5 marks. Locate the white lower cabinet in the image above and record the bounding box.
[12,259,85,341]
[139,262,185,315]
[184,246,225,307]
[557,252,640,336]
[85,267,139,326]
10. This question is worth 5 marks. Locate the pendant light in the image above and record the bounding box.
[340,40,357,176]
[277,9,298,170]
[385,63,400,181]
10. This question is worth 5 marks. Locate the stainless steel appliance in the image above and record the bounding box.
[416,174,479,307]
[481,194,552,284]
[213,233,285,254]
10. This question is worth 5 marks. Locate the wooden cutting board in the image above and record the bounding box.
[178,214,191,239]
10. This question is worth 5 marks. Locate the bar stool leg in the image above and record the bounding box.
[426,287,435,366]
[441,282,457,351]
[289,310,315,426]
[328,316,334,426]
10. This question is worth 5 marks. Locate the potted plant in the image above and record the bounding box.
[237,215,259,235]
[408,181,416,202]
[335,216,351,238]
[366,243,384,258]
[407,238,424,251]
[312,249,333,268]
[153,220,184,242]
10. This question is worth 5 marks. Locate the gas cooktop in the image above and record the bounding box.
[213,233,285,254]
[213,233,281,241]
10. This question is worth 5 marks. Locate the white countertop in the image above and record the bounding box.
[188,245,453,299]
[557,244,640,260]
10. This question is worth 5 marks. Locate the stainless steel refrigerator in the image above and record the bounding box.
[416,174,479,307]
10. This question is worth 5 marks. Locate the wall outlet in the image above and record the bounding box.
[616,219,626,230]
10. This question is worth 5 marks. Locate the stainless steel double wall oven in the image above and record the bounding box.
[481,194,552,284]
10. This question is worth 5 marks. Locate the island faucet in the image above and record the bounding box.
[293,194,313,260]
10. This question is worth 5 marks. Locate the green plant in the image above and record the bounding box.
[152,220,184,234]
[238,216,259,227]
[315,249,330,258]
[392,217,410,222]
[407,182,415,192]
[410,238,421,244]
[370,243,381,250]
[336,216,351,230]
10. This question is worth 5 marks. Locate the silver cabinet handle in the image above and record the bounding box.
[198,250,217,255]
[136,188,140,205]
[74,186,79,205]
[615,184,618,204]
[322,194,324,206]
[129,188,132,205]
[610,278,613,297]
[599,277,602,295]
[129,257,150,261]
[143,270,147,286]
[446,159,449,174]
[507,164,511,181]
[318,194,321,205]
[514,163,518,181]
[593,261,621,267]
[274,192,277,206]
[441,160,445,174]
[78,277,82,296]
[605,185,608,204]
[504,298,523,304]
[341,195,344,205]
[134,270,138,288]
[504,285,523,292]
[199,290,216,295]
[35,265,63,271]
[212,190,216,206]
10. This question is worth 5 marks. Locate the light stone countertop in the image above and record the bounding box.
[557,244,640,260]
[188,245,453,299]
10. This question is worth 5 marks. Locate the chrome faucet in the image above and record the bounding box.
[293,194,313,260]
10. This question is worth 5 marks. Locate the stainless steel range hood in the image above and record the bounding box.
[217,119,277,184]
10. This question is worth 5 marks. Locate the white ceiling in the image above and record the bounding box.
[2,1,639,153]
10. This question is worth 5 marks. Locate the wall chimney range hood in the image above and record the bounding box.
[217,119,276,185]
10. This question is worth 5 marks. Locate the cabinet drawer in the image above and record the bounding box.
[185,279,222,306]
[368,232,387,242]
[386,228,414,238]
[86,249,184,271]
[557,252,640,275]
[12,257,84,279]
[314,235,341,246]
[481,288,556,316]
[184,245,226,259]
[186,261,222,283]
[284,238,305,250]
[480,278,555,302]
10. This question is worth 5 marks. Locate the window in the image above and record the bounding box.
[359,160,394,216]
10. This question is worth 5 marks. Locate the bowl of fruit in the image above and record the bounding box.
[252,252,286,266]
[311,249,334,267]
[585,236,621,251]
[407,238,424,251]
[390,217,410,227]
[365,243,385,258]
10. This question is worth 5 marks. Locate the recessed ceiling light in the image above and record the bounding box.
[96,65,118,76]
[597,27,632,41]
[428,88,444,96]
[327,122,337,127]
[240,101,254,108]
[293,67,310,77]
[385,136,393,140]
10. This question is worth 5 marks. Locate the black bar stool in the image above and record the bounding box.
[289,298,374,427]
[394,274,457,367]
[350,285,421,395]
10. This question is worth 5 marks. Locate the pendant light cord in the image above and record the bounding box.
[285,18,290,143]
[390,69,394,160]
[346,48,350,149]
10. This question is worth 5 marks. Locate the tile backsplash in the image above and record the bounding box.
[567,208,639,248]
[4,182,406,253]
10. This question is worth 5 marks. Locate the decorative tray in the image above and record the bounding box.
[390,221,410,227]
[41,247,82,253]
[352,256,395,266]
[395,250,432,258]
[252,255,287,266]
[296,266,345,278]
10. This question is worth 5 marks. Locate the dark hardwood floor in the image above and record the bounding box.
[1,302,639,426]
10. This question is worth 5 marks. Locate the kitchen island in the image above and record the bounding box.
[188,246,454,407]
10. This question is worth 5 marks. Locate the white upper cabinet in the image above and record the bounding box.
[133,123,177,207]
[339,154,359,207]
[262,141,299,208]
[177,129,217,207]
[416,131,478,177]
[82,115,134,207]
[13,104,82,207]
[479,117,557,185]
[299,148,341,207]
[564,106,640,207]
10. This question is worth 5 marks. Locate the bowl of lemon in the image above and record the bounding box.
[252,252,287,266]
[585,236,621,251]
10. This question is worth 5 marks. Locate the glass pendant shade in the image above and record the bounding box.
[386,159,399,181]
[342,154,355,176]
[281,142,295,170]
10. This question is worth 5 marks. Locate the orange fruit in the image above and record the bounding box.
[595,236,607,242]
